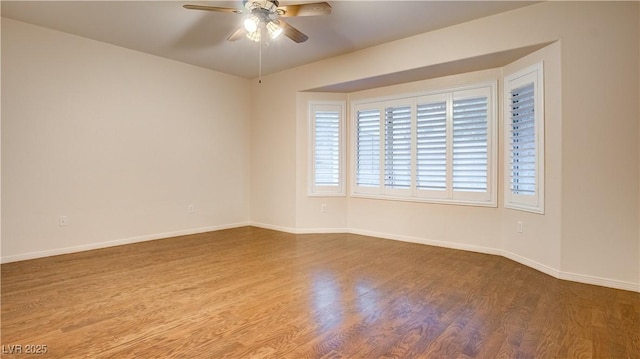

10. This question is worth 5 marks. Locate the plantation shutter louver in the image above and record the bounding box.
[508,82,536,196]
[452,96,488,192]
[416,101,447,191]
[314,110,340,186]
[384,105,412,189]
[356,108,381,187]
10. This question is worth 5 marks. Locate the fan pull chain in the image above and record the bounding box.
[258,28,263,84]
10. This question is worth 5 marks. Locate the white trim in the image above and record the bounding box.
[501,249,639,292]
[558,271,640,293]
[500,249,561,278]
[248,222,298,234]
[350,192,497,208]
[250,222,348,235]
[0,222,250,264]
[348,228,502,256]
[294,227,350,234]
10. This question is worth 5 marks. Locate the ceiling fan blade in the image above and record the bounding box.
[278,2,331,17]
[279,19,309,43]
[227,26,247,41]
[183,4,242,14]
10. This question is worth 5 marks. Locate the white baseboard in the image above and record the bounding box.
[500,250,640,292]
[295,227,350,234]
[500,250,561,279]
[558,271,640,293]
[1,222,250,264]
[249,222,298,234]
[349,227,503,256]
[249,222,348,235]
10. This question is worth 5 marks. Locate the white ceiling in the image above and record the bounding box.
[1,1,537,79]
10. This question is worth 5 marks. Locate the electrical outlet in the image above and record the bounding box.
[59,216,68,227]
[321,204,327,212]
[188,205,195,214]
[517,221,524,233]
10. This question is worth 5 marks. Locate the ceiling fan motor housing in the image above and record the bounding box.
[243,0,280,13]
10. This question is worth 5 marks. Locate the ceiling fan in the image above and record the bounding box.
[183,0,332,43]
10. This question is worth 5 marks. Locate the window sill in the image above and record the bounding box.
[350,192,497,208]
[308,192,346,198]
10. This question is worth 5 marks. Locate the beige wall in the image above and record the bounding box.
[558,3,639,286]
[1,18,251,261]
[249,80,298,230]
[251,2,640,290]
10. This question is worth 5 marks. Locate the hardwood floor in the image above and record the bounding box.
[2,226,639,358]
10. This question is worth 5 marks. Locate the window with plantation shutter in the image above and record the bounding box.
[356,108,381,189]
[416,98,447,194]
[504,62,544,213]
[452,92,488,194]
[384,105,412,190]
[352,82,496,206]
[309,102,345,196]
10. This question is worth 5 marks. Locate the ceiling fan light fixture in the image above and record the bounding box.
[243,15,260,33]
[266,20,283,39]
[246,28,261,42]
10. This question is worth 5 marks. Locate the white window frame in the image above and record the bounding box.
[350,82,497,207]
[308,101,346,196]
[503,62,545,214]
